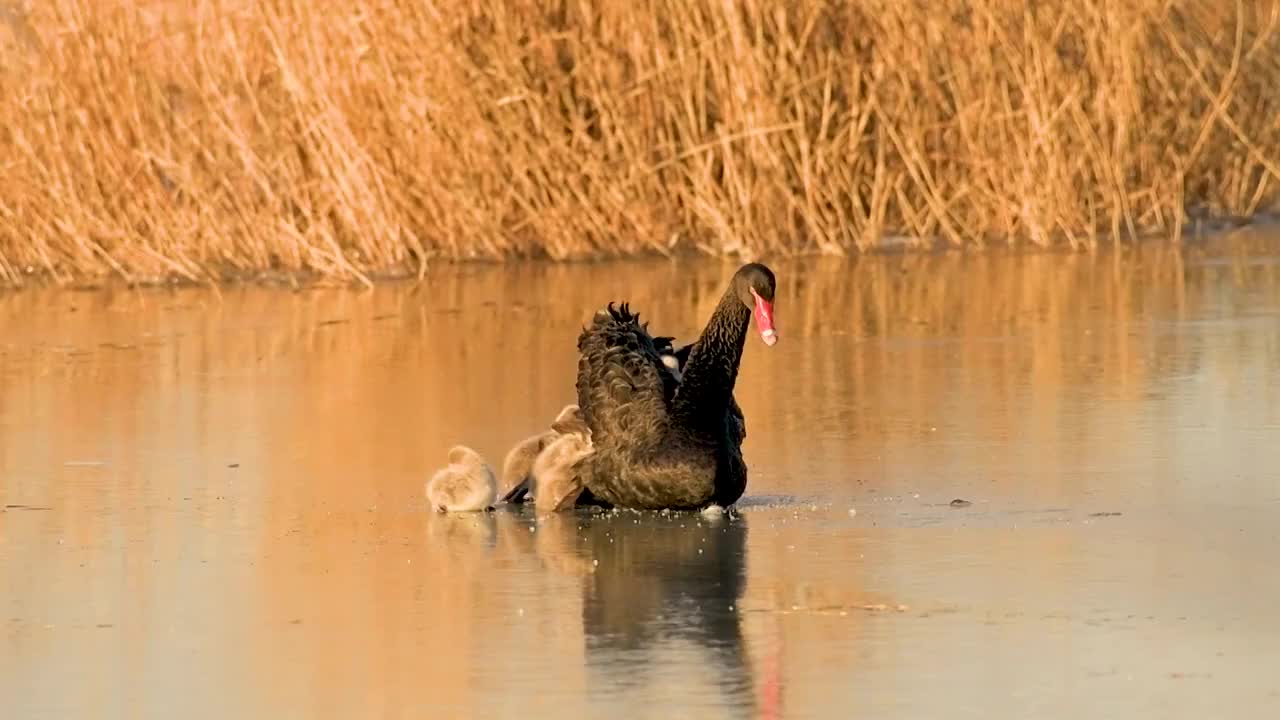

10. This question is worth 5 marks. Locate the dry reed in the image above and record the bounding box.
[2,0,1279,286]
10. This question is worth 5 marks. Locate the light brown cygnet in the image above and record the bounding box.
[532,429,593,514]
[500,404,586,501]
[425,445,497,513]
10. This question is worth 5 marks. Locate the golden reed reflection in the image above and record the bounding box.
[1,228,1279,716]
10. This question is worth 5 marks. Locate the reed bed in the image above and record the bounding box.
[1,0,1279,286]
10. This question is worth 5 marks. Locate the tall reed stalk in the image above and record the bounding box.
[2,0,1278,285]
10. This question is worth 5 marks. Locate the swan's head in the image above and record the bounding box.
[734,263,778,346]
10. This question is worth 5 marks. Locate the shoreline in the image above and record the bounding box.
[3,215,1277,294]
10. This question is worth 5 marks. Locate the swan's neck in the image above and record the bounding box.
[672,289,749,435]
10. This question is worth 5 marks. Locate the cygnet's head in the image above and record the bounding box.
[553,404,581,425]
[550,404,589,436]
[447,445,485,467]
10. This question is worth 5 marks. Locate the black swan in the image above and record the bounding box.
[573,262,777,510]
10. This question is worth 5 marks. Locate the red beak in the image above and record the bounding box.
[750,288,778,346]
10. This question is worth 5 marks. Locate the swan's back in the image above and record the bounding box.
[575,303,678,455]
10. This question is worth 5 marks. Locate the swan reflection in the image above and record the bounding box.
[553,512,756,716]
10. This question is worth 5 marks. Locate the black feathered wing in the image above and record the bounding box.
[575,304,678,455]
[499,305,676,507]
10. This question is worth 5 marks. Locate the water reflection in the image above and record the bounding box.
[573,513,755,717]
